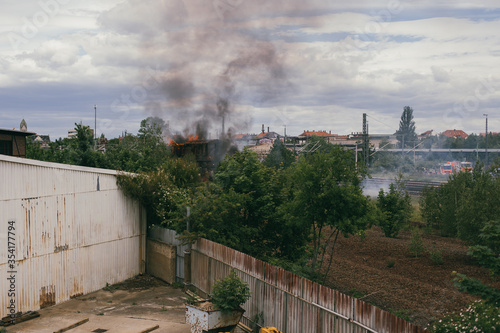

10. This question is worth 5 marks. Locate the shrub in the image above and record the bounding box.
[408,228,425,257]
[429,300,499,333]
[377,177,412,238]
[210,269,251,313]
[420,164,500,243]
[429,242,444,265]
[387,260,395,268]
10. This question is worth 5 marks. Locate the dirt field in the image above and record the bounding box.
[323,226,499,328]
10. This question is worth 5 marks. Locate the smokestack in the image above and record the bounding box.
[267,127,269,133]
[262,124,265,134]
[222,115,225,139]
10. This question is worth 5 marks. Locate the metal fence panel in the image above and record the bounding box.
[188,235,425,333]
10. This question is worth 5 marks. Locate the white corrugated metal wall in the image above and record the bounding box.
[0,155,146,318]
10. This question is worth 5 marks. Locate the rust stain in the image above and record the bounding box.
[40,285,56,309]
[26,200,32,258]
[54,244,68,253]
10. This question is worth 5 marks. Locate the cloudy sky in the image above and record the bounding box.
[1,0,500,140]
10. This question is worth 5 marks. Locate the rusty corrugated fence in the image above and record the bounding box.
[0,155,146,319]
[190,237,425,333]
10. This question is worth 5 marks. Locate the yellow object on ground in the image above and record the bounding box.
[260,327,282,333]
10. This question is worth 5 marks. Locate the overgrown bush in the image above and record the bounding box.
[210,269,251,312]
[429,300,499,333]
[450,220,500,307]
[116,157,201,227]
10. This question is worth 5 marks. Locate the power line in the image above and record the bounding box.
[366,114,396,132]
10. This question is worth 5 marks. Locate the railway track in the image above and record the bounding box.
[363,178,446,196]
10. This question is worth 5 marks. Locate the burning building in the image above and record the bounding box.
[170,134,233,174]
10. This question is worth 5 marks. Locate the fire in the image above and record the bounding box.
[169,135,201,147]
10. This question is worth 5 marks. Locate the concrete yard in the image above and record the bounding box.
[4,275,191,333]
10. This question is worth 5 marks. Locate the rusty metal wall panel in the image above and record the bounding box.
[0,156,145,319]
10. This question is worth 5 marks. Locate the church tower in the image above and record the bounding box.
[20,119,27,132]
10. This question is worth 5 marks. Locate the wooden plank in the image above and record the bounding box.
[138,324,160,333]
[1,311,40,327]
[53,318,89,333]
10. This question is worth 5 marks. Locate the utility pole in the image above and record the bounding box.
[355,142,358,170]
[362,113,369,167]
[94,104,97,150]
[483,114,488,167]
[401,135,405,156]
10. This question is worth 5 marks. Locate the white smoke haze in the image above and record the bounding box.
[361,178,392,198]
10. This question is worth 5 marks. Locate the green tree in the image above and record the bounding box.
[138,117,165,147]
[285,146,371,281]
[396,106,417,148]
[105,118,170,172]
[27,123,107,168]
[263,139,296,169]
[377,176,413,238]
[176,150,273,259]
[420,164,500,242]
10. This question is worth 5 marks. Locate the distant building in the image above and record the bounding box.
[246,142,274,161]
[441,129,469,139]
[480,132,499,136]
[232,134,258,151]
[298,130,337,138]
[31,134,51,149]
[419,130,433,139]
[0,128,35,157]
[68,129,78,138]
[68,126,93,139]
[256,124,280,143]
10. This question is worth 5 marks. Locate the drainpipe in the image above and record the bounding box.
[184,207,192,288]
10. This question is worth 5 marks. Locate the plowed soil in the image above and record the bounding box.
[323,226,499,328]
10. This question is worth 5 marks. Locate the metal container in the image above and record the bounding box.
[185,303,244,333]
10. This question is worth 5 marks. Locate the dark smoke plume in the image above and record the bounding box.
[111,0,292,141]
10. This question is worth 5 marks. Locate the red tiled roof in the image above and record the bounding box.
[299,130,337,137]
[441,130,469,139]
[419,130,433,137]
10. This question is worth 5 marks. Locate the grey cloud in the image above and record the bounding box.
[431,66,451,83]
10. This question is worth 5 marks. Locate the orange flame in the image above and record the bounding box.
[169,135,202,147]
